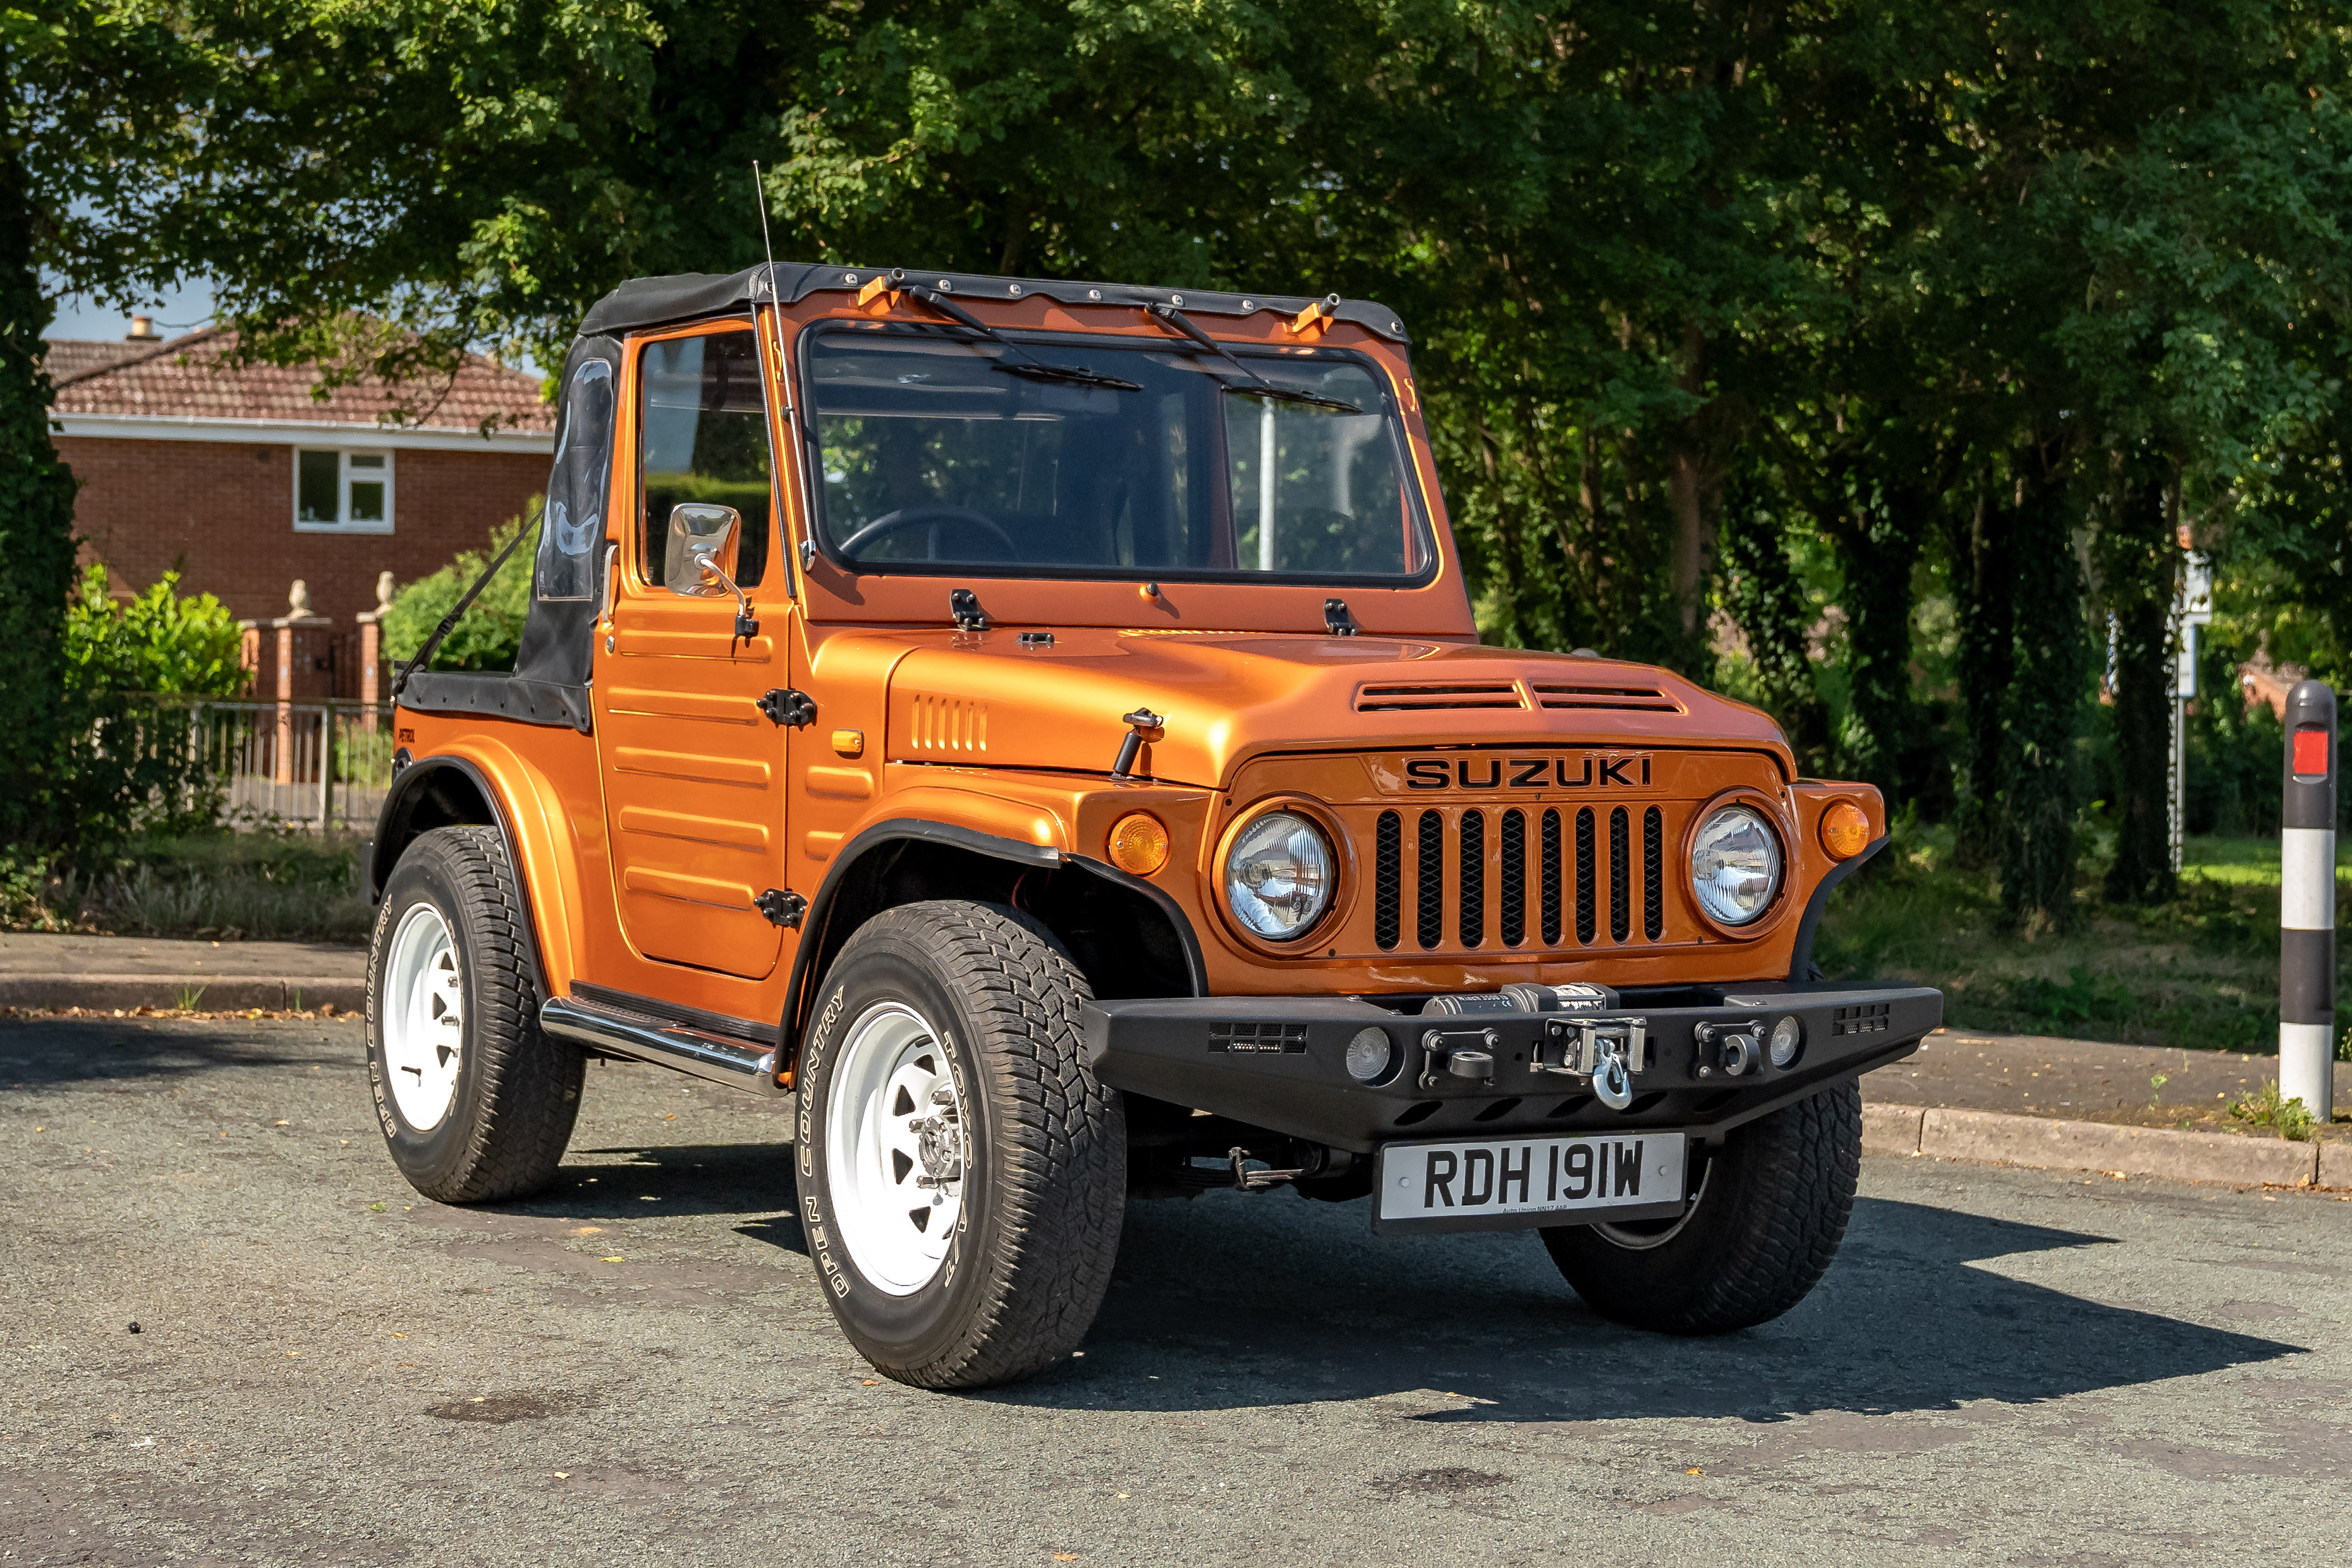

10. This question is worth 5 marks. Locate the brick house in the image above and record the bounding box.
[47,325,554,693]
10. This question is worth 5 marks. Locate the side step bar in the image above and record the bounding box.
[540,995,785,1097]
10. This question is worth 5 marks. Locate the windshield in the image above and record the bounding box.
[800,323,1435,581]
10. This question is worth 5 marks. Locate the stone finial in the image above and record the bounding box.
[375,570,396,611]
[288,579,312,616]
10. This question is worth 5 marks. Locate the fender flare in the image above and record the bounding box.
[1785,834,1887,982]
[779,818,1207,1053]
[369,754,551,1002]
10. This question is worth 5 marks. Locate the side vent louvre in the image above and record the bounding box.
[1530,683,1684,714]
[1498,809,1526,947]
[1643,806,1665,940]
[1373,811,1402,951]
[1608,806,1631,943]
[1355,681,1525,712]
[1415,810,1444,949]
[1458,810,1485,948]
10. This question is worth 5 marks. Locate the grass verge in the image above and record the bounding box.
[1818,825,2351,1055]
[1,829,372,942]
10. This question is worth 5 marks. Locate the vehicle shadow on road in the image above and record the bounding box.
[0,1015,353,1086]
[478,1143,804,1239]
[984,1190,2305,1423]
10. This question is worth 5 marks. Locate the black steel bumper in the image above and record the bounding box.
[1082,982,1942,1153]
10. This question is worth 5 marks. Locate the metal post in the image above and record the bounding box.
[2280,679,2337,1121]
[319,698,336,828]
[1257,398,1277,572]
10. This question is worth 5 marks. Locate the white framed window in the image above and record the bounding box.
[294,448,394,533]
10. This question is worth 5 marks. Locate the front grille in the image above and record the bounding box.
[1416,810,1444,949]
[1370,798,1682,954]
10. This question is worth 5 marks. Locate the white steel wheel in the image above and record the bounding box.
[382,902,464,1131]
[825,1000,967,1296]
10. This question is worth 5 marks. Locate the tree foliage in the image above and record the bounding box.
[16,0,2352,917]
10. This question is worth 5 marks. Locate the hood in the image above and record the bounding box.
[856,628,1792,788]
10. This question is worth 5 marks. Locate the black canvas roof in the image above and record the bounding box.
[578,262,1411,344]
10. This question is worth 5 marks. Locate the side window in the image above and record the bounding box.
[638,328,771,588]
[537,357,615,600]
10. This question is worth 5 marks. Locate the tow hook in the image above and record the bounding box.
[1533,1017,1649,1110]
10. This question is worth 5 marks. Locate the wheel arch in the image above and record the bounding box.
[782,820,1205,1061]
[369,753,554,1001]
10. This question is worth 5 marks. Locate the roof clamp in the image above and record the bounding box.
[1324,598,1357,638]
[1288,293,1343,339]
[1110,707,1165,781]
[949,588,989,632]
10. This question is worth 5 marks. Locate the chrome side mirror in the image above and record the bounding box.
[663,502,740,596]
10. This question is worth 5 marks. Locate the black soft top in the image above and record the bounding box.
[579,262,1411,343]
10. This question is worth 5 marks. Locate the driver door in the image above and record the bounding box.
[594,322,789,980]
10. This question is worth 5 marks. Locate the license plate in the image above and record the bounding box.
[1373,1131,1689,1235]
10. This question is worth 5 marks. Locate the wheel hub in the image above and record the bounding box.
[381,903,463,1132]
[824,1002,970,1295]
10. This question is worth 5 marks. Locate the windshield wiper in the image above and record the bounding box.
[1142,301,1363,414]
[895,281,1143,391]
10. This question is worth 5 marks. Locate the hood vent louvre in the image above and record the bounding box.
[1530,683,1683,714]
[1355,681,1525,713]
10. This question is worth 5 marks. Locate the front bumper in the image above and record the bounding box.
[1082,982,1941,1153]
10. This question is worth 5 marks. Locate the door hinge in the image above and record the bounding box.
[755,888,808,929]
[757,688,816,727]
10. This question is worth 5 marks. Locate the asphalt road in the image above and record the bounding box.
[5,1016,2349,1567]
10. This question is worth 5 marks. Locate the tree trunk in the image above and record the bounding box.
[1951,490,2015,868]
[1717,467,1829,771]
[1997,454,2088,929]
[0,145,81,848]
[1821,462,1924,810]
[2100,470,2179,905]
[1666,319,1712,662]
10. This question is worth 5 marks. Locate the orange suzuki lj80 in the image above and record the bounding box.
[367,263,1941,1388]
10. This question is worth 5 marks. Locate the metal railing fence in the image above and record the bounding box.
[117,696,399,830]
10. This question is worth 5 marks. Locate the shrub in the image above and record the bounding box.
[64,562,247,698]
[382,504,541,672]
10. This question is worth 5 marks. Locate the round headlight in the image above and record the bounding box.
[1223,808,1336,940]
[1345,1026,1395,1083]
[1690,805,1782,927]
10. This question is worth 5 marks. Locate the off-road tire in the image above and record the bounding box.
[796,901,1125,1389]
[367,825,583,1202]
[1540,1081,1861,1334]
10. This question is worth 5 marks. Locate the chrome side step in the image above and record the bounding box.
[540,995,784,1097]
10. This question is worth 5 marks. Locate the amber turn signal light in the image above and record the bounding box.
[1106,813,1171,877]
[1820,801,1870,860]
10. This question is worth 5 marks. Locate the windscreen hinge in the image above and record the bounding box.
[1324,598,1357,637]
[758,688,816,728]
[950,588,989,631]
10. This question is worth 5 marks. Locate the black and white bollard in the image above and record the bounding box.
[2281,679,2337,1121]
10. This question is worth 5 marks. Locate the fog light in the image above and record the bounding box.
[1769,1014,1803,1068]
[1344,1026,1394,1083]
[1106,811,1171,876]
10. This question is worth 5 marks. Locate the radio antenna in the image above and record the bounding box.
[750,161,777,296]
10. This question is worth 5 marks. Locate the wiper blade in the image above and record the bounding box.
[897,281,1141,391]
[1142,300,1363,414]
[1221,382,1363,415]
[993,362,1143,392]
